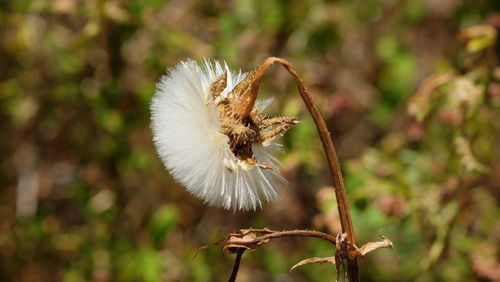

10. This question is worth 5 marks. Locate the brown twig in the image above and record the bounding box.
[247,57,359,281]
[221,229,338,254]
[251,229,337,244]
[196,229,337,255]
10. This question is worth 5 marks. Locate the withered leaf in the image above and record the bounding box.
[289,256,336,272]
[356,234,393,257]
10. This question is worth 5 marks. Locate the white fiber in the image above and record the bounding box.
[151,59,285,211]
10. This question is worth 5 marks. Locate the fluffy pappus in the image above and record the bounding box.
[151,59,299,211]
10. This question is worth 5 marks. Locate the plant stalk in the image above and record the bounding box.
[250,57,359,281]
[228,249,244,282]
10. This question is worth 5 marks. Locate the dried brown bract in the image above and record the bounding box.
[209,67,300,169]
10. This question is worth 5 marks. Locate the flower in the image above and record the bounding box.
[151,59,299,211]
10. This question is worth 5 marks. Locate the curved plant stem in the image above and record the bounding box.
[249,57,359,281]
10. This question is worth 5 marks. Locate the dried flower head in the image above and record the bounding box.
[151,59,300,211]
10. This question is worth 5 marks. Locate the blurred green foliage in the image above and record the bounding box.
[1,0,499,281]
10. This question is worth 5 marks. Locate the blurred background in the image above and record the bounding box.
[1,0,499,281]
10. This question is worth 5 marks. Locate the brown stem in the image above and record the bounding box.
[228,248,244,282]
[234,229,338,246]
[251,57,359,281]
[219,229,338,255]
[253,229,337,244]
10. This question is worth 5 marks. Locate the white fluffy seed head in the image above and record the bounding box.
[151,59,288,211]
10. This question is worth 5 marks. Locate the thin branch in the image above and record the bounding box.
[228,248,245,282]
[211,229,338,255]
[247,229,338,245]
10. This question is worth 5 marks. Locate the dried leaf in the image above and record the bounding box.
[223,229,270,254]
[289,256,336,272]
[357,234,394,256]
